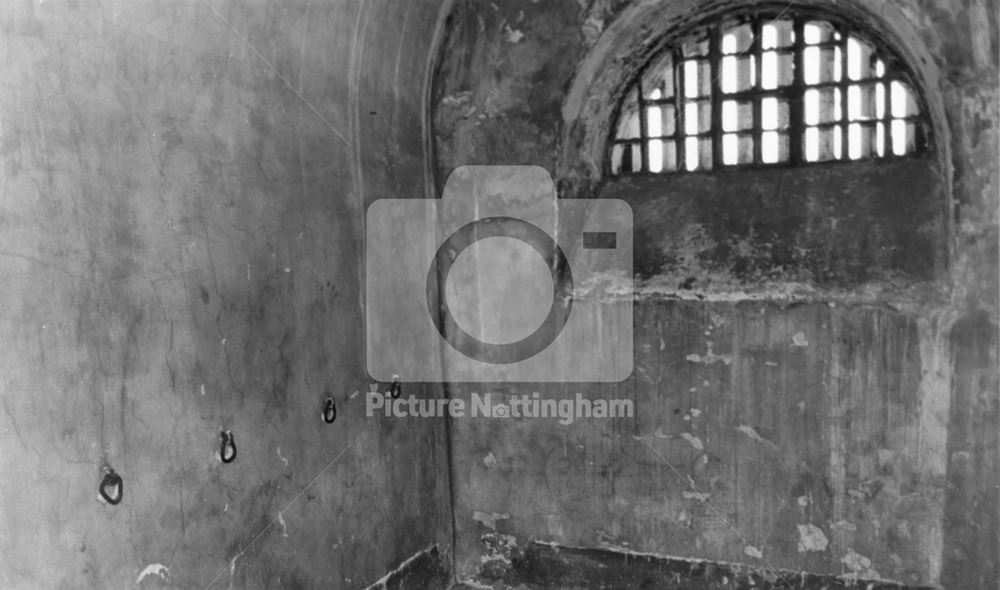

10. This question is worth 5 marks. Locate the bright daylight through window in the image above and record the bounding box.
[610,10,929,175]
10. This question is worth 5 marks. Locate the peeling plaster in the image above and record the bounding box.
[680,432,704,451]
[796,524,829,553]
[135,563,169,584]
[744,545,763,559]
[472,511,510,530]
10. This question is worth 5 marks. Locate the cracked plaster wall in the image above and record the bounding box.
[0,1,453,588]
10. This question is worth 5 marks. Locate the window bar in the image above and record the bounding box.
[674,46,686,171]
[839,26,849,159]
[789,17,805,164]
[751,15,763,164]
[710,23,723,168]
[883,74,893,157]
[636,78,648,173]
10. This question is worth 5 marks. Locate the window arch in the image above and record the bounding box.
[609,6,931,175]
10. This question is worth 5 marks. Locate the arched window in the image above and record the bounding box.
[610,7,930,175]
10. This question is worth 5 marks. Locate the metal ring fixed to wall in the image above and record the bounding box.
[220,430,237,463]
[322,396,337,424]
[389,376,402,399]
[99,466,123,505]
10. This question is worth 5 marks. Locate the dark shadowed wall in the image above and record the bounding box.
[0,1,453,588]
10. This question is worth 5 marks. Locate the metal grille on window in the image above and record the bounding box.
[609,11,929,175]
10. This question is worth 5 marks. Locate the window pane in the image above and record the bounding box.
[803,20,838,44]
[647,139,676,172]
[847,36,876,80]
[762,19,794,49]
[684,136,713,170]
[683,31,710,57]
[721,21,753,54]
[684,101,711,134]
[891,120,916,155]
[641,52,675,99]
[890,81,919,117]
[846,84,879,122]
[616,109,641,140]
[847,122,876,160]
[761,51,793,89]
[610,142,642,174]
[722,133,738,165]
[761,131,789,163]
[803,46,842,84]
[721,55,756,93]
[875,82,886,119]
[645,103,676,137]
[615,87,641,139]
[761,97,789,130]
[683,60,711,98]
[804,126,842,162]
[722,100,753,132]
[804,88,841,125]
[722,133,754,165]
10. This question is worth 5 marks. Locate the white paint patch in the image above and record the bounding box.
[830,519,857,532]
[797,495,809,507]
[684,342,732,365]
[744,545,763,559]
[349,390,359,400]
[689,409,702,418]
[792,331,809,346]
[136,563,169,584]
[764,361,779,367]
[681,432,704,450]
[653,427,672,439]
[682,491,711,502]
[796,524,829,552]
[841,548,879,578]
[472,510,509,530]
[735,425,778,450]
[482,452,498,468]
[277,511,288,538]
[277,447,288,467]
[502,24,524,43]
[200,384,206,396]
